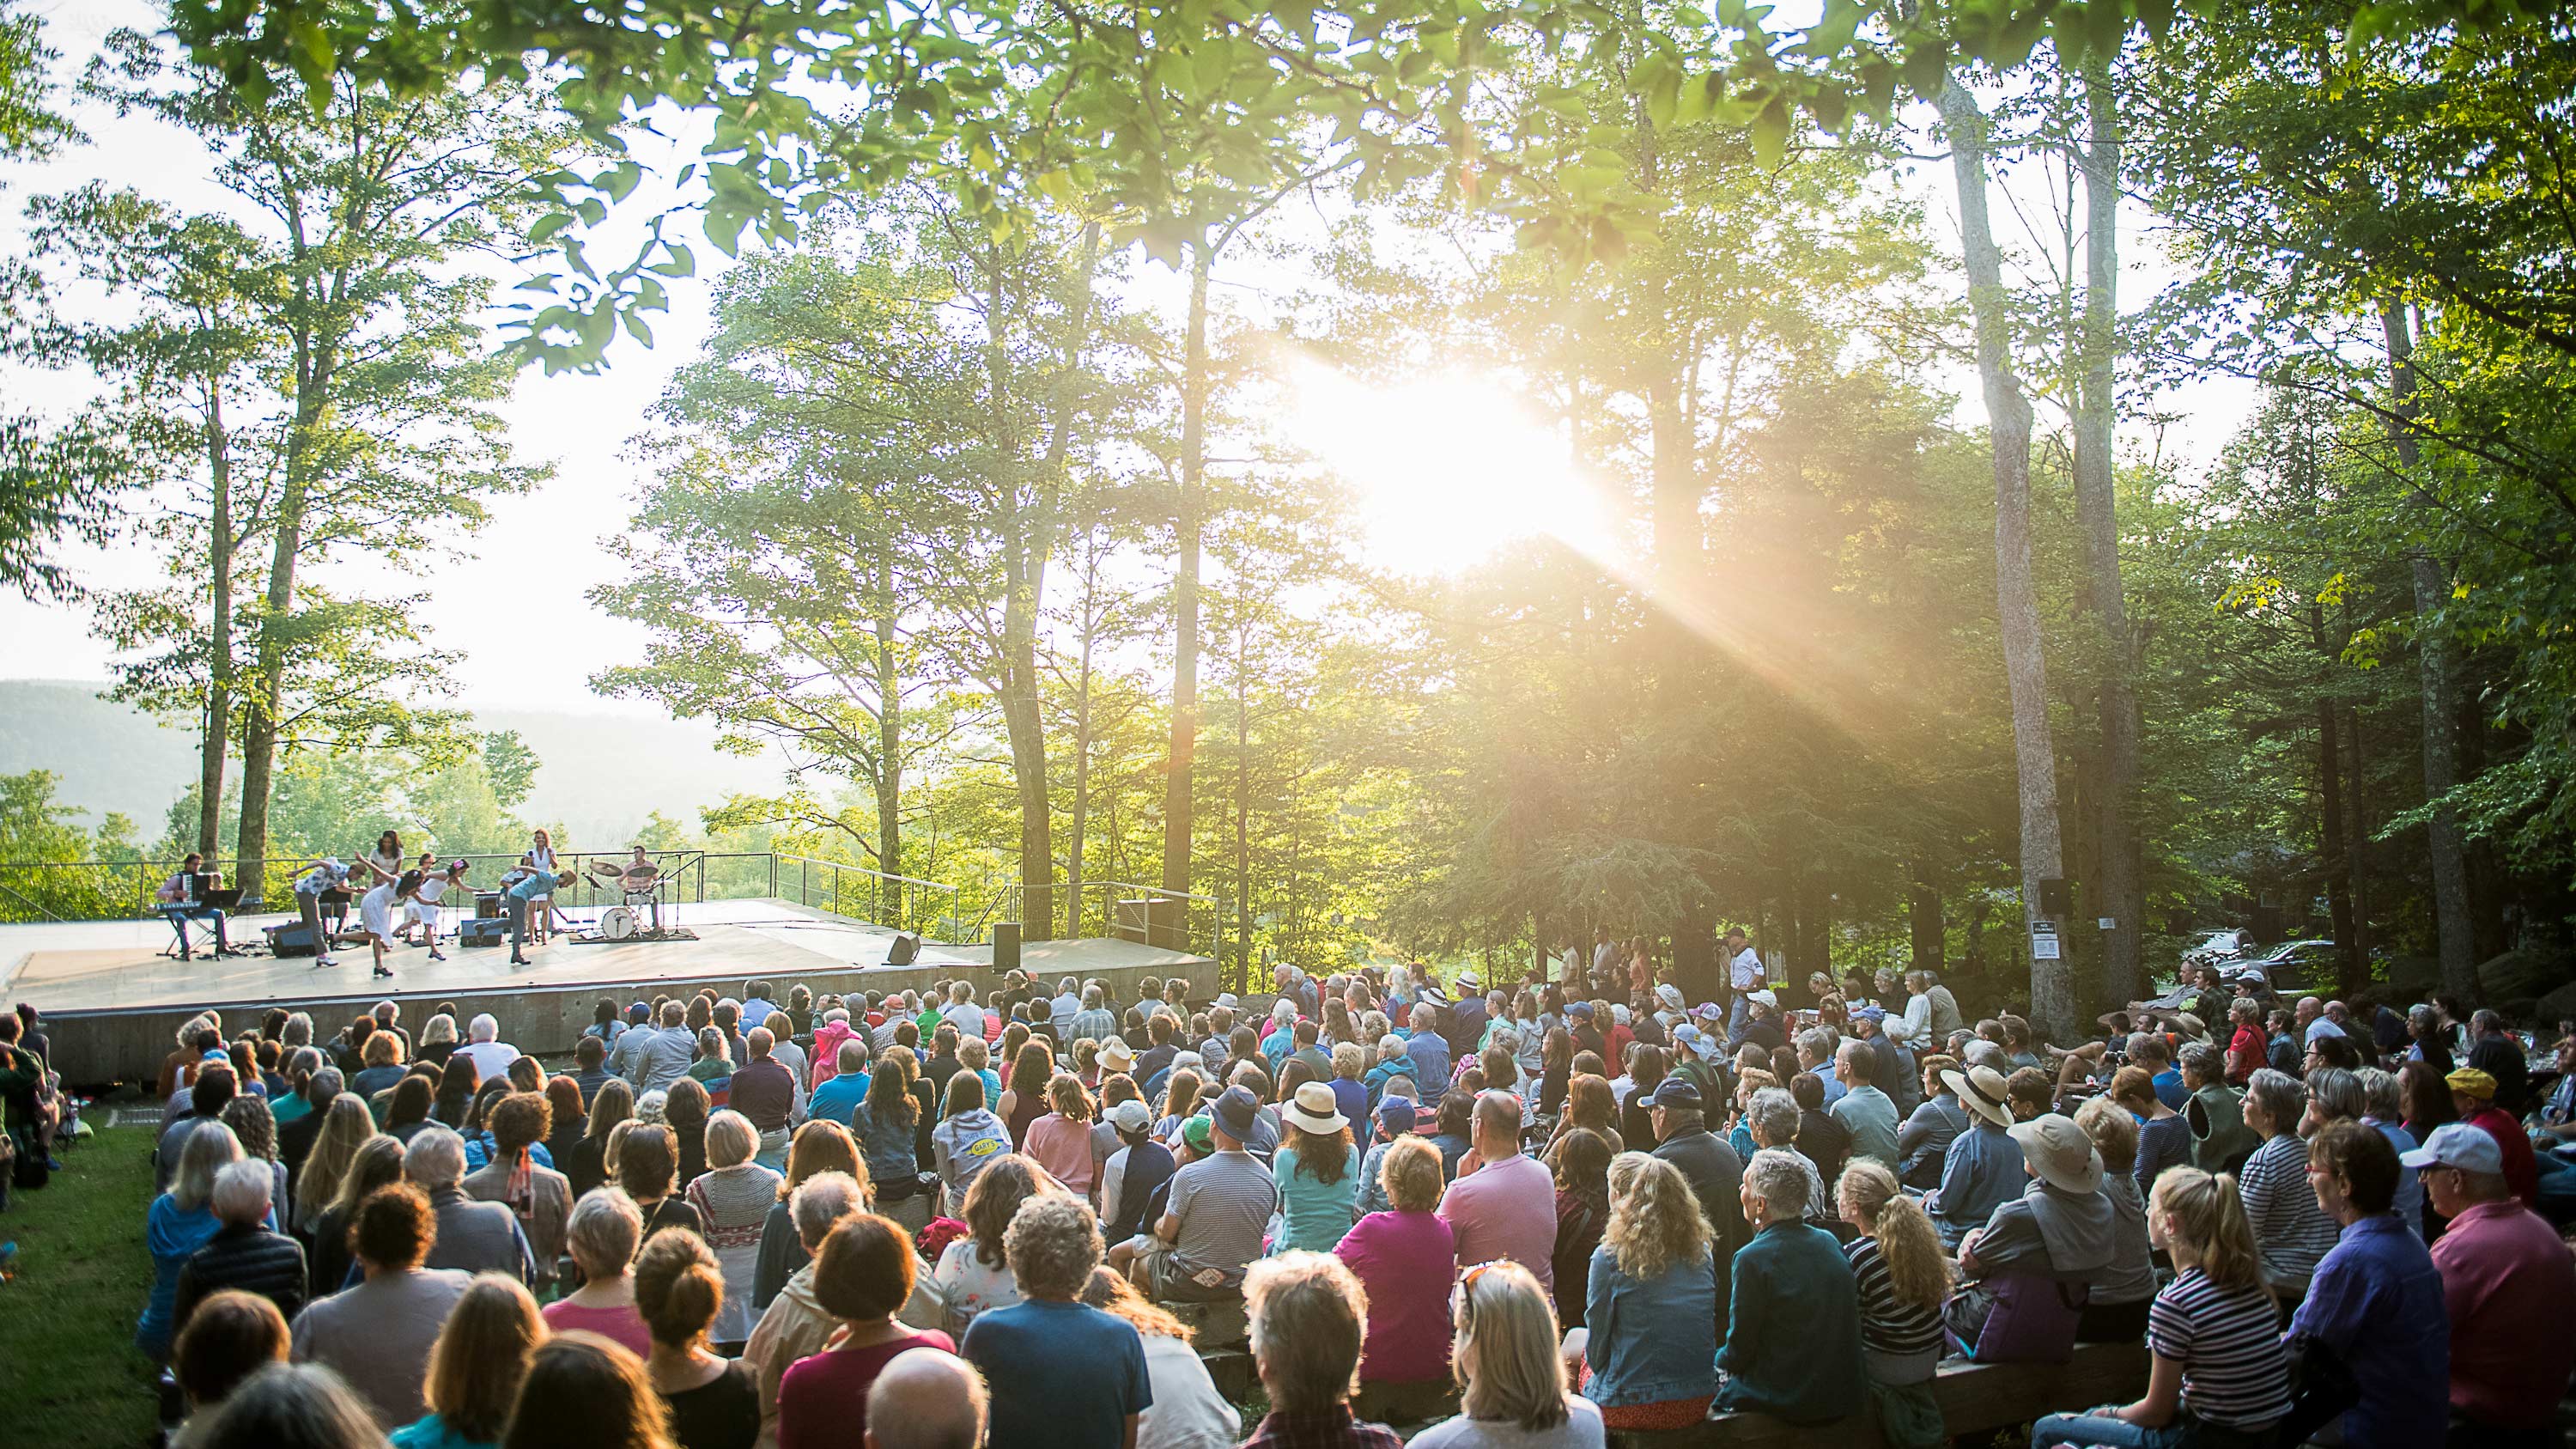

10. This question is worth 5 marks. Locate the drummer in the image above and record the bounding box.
[626,845,664,932]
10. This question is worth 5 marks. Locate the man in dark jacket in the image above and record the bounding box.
[1644,1076,1749,1345]
[174,1158,309,1331]
[1443,972,1488,1061]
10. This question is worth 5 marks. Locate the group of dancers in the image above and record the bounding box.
[157,829,588,980]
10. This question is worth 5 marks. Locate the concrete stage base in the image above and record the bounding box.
[3,898,1217,1086]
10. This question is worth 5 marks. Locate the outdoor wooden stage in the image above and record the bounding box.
[2,898,1218,1086]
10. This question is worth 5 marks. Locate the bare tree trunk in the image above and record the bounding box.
[2318,691,2360,995]
[1161,247,1211,905]
[2342,703,2373,962]
[2377,301,2479,1001]
[198,387,233,861]
[1910,863,1945,976]
[236,374,330,905]
[2074,58,2143,1008]
[873,551,902,899]
[1233,622,1253,978]
[1945,77,2074,1038]
[1064,550,1101,941]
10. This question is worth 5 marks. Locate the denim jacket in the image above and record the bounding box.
[1582,1243,1719,1407]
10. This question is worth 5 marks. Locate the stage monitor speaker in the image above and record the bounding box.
[993,922,1021,972]
[886,931,921,967]
[459,917,508,947]
[264,922,319,958]
[2038,877,2073,916]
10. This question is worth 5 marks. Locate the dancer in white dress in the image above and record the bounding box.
[404,858,468,960]
[522,828,559,946]
[359,869,422,980]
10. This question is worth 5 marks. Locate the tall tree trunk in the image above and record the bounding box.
[2377,301,2479,1001]
[1945,78,2074,1037]
[1161,246,1211,905]
[1233,627,1253,979]
[1064,556,1100,941]
[197,386,233,861]
[2342,703,2373,962]
[2074,58,2143,1008]
[1909,864,1945,976]
[236,370,331,905]
[2318,691,2360,995]
[873,551,902,912]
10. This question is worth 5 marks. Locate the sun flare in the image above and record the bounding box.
[1285,360,1616,576]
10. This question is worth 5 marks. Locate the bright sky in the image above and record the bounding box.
[0,0,2255,716]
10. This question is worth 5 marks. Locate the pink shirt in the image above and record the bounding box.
[542,1297,653,1361]
[1023,1113,1097,1196]
[2430,1198,2576,1428]
[1334,1209,1456,1384]
[1436,1151,1556,1292]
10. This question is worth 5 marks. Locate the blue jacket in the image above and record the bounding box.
[1929,1120,2022,1247]
[1363,1056,1418,1105]
[1716,1221,1866,1425]
[137,1196,224,1358]
[1403,1033,1449,1089]
[1582,1244,1719,1407]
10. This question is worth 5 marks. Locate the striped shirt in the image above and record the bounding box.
[2238,1133,2338,1288]
[1843,1236,1945,1358]
[2147,1268,2291,1429]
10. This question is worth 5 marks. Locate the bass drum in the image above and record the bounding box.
[598,905,638,942]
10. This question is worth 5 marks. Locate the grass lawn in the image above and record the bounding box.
[0,1122,164,1446]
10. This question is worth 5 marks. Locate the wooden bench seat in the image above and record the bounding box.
[1606,1342,2151,1449]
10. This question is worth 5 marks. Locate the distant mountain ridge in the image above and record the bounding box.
[0,679,793,847]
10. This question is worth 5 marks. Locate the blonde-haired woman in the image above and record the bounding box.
[1021,1072,1099,1199]
[2026,1166,2289,1449]
[1837,1161,1950,1449]
[1571,1152,1716,1430]
[683,1110,785,1345]
[393,1272,545,1448]
[1419,1258,1604,1449]
[294,1094,380,1236]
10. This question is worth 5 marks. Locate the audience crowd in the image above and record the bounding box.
[10,954,2576,1449]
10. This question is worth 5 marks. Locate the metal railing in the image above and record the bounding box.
[0,851,1212,954]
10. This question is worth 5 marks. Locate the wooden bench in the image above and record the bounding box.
[1606,1342,2151,1449]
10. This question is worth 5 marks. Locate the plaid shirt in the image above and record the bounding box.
[1066,1008,1119,1046]
[1239,1406,1404,1449]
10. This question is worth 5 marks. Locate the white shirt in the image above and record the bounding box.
[1133,1332,1242,1449]
[942,1002,987,1040]
[457,1038,523,1084]
[1729,947,1765,990]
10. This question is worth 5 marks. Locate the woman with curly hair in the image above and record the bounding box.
[927,1154,1066,1336]
[1572,1152,1718,1430]
[1837,1160,1951,1448]
[1546,1075,1625,1160]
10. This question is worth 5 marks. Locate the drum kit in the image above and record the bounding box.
[584,857,682,942]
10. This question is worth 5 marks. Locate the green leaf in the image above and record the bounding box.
[1750,97,1790,166]
[650,242,696,278]
[527,213,574,245]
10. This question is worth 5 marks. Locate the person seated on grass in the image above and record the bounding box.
[173,1158,307,1335]
[289,1182,471,1430]
[392,1273,545,1449]
[170,1289,291,1446]
[775,1210,955,1449]
[191,1361,395,1449]
[1238,1251,1402,1449]
[502,1333,679,1449]
[1413,1258,1604,1449]
[961,1193,1151,1449]
[1716,1148,1863,1428]
[2027,1164,2289,1449]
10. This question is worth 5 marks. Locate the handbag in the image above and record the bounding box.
[1945,1271,2088,1364]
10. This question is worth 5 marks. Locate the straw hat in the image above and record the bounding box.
[1940,1063,2014,1129]
[1280,1081,1348,1136]
[1097,1039,1137,1074]
[2009,1112,2105,1194]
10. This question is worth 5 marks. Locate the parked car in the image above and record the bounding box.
[2233,939,2340,996]
[2182,927,2257,971]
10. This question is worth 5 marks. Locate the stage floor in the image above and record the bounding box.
[3,898,1218,1082]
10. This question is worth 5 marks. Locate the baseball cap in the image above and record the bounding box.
[2401,1121,2503,1175]
[1648,1077,1704,1111]
[1108,1098,1152,1133]
[1376,1099,1415,1137]
[1673,1024,1708,1055]
[1853,1004,1886,1024]
[1695,1002,1724,1022]
[2446,1068,2498,1101]
[1747,989,1778,1008]
[1181,1115,1214,1153]
[1566,1002,1593,1019]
